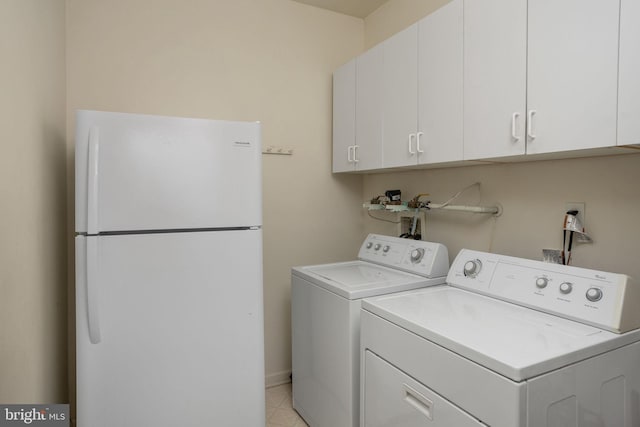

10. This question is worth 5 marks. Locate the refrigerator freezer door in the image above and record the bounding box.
[76,230,265,427]
[75,110,261,233]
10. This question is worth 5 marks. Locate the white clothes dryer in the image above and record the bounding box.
[291,234,449,427]
[361,249,640,427]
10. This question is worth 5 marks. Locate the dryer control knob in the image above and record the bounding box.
[410,248,425,263]
[559,282,573,294]
[463,259,482,278]
[535,277,549,289]
[586,287,603,302]
[374,244,381,251]
[383,245,390,253]
[366,242,373,249]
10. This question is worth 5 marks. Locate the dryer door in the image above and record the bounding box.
[363,350,488,427]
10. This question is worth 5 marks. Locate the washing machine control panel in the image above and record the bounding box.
[358,234,449,278]
[448,249,638,333]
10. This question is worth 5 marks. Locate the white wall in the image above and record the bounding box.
[0,0,67,403]
[66,0,365,387]
[362,1,640,280]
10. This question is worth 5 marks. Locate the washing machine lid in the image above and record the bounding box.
[362,286,640,381]
[292,261,445,300]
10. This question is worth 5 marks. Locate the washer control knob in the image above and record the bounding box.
[535,277,549,289]
[383,245,390,253]
[374,244,381,251]
[586,287,603,302]
[559,282,573,294]
[463,260,482,278]
[366,242,373,249]
[410,248,425,263]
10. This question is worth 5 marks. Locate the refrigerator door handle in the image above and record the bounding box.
[86,238,102,344]
[87,127,100,235]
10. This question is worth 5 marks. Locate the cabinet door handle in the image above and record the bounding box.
[408,134,416,155]
[527,110,537,141]
[347,145,353,163]
[511,113,520,142]
[416,132,425,153]
[353,145,360,163]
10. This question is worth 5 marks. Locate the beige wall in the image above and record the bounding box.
[66,0,364,387]
[362,2,640,279]
[364,0,450,48]
[2,0,639,409]
[363,154,640,278]
[0,0,67,403]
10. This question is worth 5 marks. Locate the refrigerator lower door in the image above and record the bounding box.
[76,229,264,427]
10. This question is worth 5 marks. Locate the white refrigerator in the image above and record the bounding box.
[74,110,265,426]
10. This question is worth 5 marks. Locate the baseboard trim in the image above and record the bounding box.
[265,370,292,388]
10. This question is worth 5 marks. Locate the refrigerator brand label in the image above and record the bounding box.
[233,141,252,148]
[0,405,69,426]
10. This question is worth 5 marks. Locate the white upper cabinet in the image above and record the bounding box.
[382,24,419,169]
[464,0,620,160]
[355,44,384,171]
[333,0,631,173]
[382,0,463,168]
[332,59,356,173]
[417,0,463,164]
[331,49,384,173]
[619,0,640,146]
[526,0,619,155]
[463,0,527,160]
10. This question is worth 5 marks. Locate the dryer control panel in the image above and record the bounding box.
[448,249,640,333]
[358,234,449,278]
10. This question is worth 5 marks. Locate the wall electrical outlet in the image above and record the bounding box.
[565,202,592,242]
[565,202,585,225]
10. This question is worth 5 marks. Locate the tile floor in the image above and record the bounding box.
[266,383,308,427]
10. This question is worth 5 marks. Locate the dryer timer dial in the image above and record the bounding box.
[463,259,482,278]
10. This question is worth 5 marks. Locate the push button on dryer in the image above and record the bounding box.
[559,282,573,294]
[535,277,549,289]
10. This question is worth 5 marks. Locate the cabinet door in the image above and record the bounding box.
[463,0,527,160]
[382,24,419,169]
[332,59,356,173]
[618,0,640,146]
[356,45,384,171]
[526,0,619,154]
[417,0,463,165]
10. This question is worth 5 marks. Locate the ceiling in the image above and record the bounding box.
[291,0,388,18]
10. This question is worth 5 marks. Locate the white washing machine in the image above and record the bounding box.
[291,234,449,427]
[361,249,640,427]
